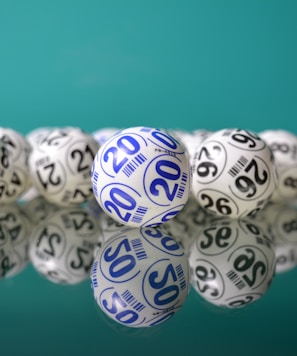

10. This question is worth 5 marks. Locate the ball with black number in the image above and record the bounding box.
[29,206,101,284]
[259,130,297,203]
[0,127,32,203]
[258,202,297,274]
[188,217,276,308]
[191,128,278,218]
[91,126,191,227]
[91,226,190,328]
[29,127,100,207]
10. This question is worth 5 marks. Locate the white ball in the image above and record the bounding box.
[29,206,100,284]
[191,128,278,218]
[29,127,100,206]
[188,217,276,308]
[259,129,297,202]
[91,126,191,227]
[92,127,121,146]
[91,226,190,327]
[0,127,32,203]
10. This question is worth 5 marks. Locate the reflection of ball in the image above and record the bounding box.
[258,202,297,274]
[91,126,191,227]
[0,127,31,203]
[29,206,100,284]
[259,130,297,202]
[188,217,276,308]
[91,227,190,327]
[191,128,278,218]
[0,203,32,278]
[29,127,99,206]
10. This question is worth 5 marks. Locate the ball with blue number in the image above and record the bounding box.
[188,216,276,308]
[191,128,278,218]
[91,126,191,227]
[91,226,190,327]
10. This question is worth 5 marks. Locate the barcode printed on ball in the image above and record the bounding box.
[131,238,148,260]
[122,153,147,177]
[175,264,186,290]
[176,172,188,199]
[92,171,99,183]
[131,206,148,224]
[226,270,246,290]
[121,290,145,312]
[228,156,248,177]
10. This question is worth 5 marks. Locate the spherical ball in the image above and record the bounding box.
[0,127,32,203]
[91,226,190,328]
[188,217,276,308]
[191,128,278,218]
[29,206,100,284]
[259,129,297,202]
[29,127,100,207]
[91,126,191,227]
[92,127,121,146]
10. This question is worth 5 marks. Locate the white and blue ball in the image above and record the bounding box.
[91,126,191,227]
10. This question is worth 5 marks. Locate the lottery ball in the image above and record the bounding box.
[188,217,276,308]
[92,127,121,146]
[0,127,32,203]
[29,127,100,207]
[191,128,278,218]
[29,206,100,284]
[91,126,191,227]
[91,226,190,328]
[259,129,297,202]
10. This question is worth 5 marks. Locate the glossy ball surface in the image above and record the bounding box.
[91,126,191,227]
[29,127,99,206]
[29,206,100,284]
[188,217,276,308]
[91,226,190,327]
[191,128,277,218]
[259,129,297,202]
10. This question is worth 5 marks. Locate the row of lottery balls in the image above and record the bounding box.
[0,125,296,226]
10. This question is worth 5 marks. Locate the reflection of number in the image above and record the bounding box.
[200,226,232,249]
[104,238,136,278]
[195,265,219,297]
[37,163,61,190]
[200,194,232,215]
[284,177,297,189]
[104,188,136,223]
[70,247,93,272]
[103,136,140,173]
[150,160,181,201]
[70,211,94,232]
[102,291,138,324]
[270,143,289,153]
[71,145,95,172]
[233,248,266,287]
[149,263,179,306]
[144,228,180,251]
[36,227,61,256]
[198,146,221,160]
[283,220,297,233]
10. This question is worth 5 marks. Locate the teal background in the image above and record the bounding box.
[1,1,297,355]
